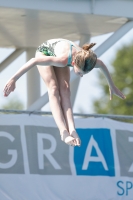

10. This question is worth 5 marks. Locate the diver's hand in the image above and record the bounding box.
[3,79,16,97]
[109,85,126,100]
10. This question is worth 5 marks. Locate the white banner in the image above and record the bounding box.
[0,114,133,200]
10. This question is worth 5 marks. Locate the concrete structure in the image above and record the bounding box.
[0,0,133,111]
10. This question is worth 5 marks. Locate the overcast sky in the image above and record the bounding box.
[0,28,133,113]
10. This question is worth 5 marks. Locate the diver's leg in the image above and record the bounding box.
[54,66,81,146]
[36,53,75,145]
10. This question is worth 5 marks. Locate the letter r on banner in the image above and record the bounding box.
[37,133,61,170]
[25,126,71,175]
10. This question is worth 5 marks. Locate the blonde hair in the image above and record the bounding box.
[74,43,97,72]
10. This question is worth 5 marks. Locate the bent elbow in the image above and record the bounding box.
[95,59,104,69]
[98,59,104,66]
[100,60,104,66]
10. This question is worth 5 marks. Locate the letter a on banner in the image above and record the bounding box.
[82,135,108,170]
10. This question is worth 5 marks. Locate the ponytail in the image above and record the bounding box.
[82,43,96,51]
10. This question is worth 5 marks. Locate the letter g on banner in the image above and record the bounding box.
[0,126,24,174]
[0,132,17,169]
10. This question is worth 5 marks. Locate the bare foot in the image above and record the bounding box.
[3,79,16,97]
[60,130,75,146]
[70,130,81,147]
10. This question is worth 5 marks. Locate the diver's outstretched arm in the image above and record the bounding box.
[3,58,37,96]
[3,56,66,97]
[94,59,126,100]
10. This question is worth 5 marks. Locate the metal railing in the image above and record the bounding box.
[0,109,133,120]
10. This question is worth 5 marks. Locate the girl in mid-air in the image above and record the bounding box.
[3,38,126,147]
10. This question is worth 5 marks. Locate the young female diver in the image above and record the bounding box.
[3,38,126,147]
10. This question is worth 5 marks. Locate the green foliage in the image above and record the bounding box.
[93,43,133,116]
[1,98,24,110]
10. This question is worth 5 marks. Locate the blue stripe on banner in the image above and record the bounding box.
[74,128,115,176]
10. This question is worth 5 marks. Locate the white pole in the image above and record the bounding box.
[26,48,40,108]
[95,21,133,57]
[0,49,24,72]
